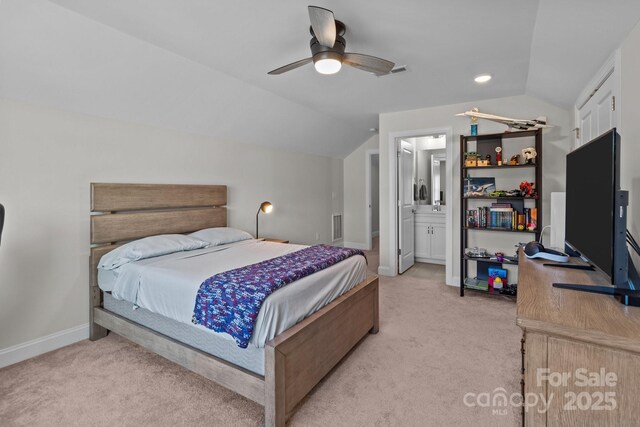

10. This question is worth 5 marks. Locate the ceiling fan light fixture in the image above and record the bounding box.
[267,7,394,77]
[313,51,342,75]
[474,74,492,83]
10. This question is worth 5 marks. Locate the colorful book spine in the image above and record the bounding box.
[466,210,476,228]
[489,207,514,229]
[531,208,537,231]
[466,205,532,231]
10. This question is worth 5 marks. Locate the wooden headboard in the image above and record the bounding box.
[89,183,227,338]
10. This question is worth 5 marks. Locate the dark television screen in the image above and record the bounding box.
[565,130,618,280]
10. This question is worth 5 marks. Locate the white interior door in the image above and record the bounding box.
[398,141,415,273]
[578,73,615,147]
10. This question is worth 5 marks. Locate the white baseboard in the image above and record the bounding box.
[0,323,89,369]
[415,257,446,265]
[343,241,368,250]
[447,276,460,287]
[377,265,395,277]
[371,231,380,238]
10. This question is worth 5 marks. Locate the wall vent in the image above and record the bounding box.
[332,213,343,241]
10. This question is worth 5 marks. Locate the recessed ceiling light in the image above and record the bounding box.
[474,74,492,83]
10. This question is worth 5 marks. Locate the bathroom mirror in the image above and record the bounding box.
[414,134,446,206]
[431,153,446,205]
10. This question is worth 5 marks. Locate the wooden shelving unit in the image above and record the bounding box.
[459,129,542,297]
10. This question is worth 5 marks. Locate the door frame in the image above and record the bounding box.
[364,148,380,251]
[385,127,454,283]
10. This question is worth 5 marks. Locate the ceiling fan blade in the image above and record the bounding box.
[308,6,336,48]
[343,53,395,76]
[267,57,313,75]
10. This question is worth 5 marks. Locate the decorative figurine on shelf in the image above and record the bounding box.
[478,154,490,167]
[522,147,537,164]
[519,181,537,198]
[488,266,507,290]
[509,154,521,166]
[517,214,526,230]
[470,107,479,135]
[495,146,503,165]
[495,252,505,262]
[465,152,479,167]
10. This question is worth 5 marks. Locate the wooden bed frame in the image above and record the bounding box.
[89,183,379,426]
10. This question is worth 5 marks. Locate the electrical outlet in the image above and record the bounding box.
[315,232,320,241]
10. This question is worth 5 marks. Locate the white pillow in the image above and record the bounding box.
[99,234,210,270]
[189,227,253,246]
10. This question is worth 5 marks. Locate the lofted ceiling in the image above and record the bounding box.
[1,0,640,158]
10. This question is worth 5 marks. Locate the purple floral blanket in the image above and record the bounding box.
[192,244,365,348]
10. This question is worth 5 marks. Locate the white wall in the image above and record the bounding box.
[378,95,572,278]
[0,0,367,159]
[0,98,344,353]
[343,135,378,248]
[620,20,640,268]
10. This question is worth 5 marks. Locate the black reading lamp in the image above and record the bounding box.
[0,204,4,246]
[255,201,273,239]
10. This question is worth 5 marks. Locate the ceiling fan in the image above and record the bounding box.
[268,6,395,76]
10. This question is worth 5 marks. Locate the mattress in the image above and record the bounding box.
[104,293,265,375]
[98,240,367,348]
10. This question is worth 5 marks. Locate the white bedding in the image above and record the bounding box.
[98,240,367,347]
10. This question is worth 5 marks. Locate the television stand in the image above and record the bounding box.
[543,263,594,271]
[517,250,640,425]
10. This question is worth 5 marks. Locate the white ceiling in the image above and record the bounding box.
[1,0,639,158]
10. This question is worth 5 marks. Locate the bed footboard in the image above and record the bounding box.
[264,275,379,426]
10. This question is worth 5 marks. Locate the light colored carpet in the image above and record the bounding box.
[0,240,522,426]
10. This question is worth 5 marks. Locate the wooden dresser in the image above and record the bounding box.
[517,250,640,426]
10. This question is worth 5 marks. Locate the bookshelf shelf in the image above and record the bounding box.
[463,164,536,171]
[463,227,537,234]
[460,129,542,299]
[462,129,538,141]
[464,196,537,200]
[463,256,519,265]
[463,285,517,299]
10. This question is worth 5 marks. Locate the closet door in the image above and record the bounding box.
[577,72,616,147]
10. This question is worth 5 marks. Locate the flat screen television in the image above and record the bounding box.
[558,128,639,305]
